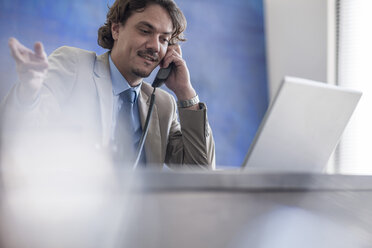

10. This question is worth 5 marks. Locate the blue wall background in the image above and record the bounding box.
[0,0,268,168]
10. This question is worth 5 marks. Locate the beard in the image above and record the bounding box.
[132,49,160,78]
[131,67,152,78]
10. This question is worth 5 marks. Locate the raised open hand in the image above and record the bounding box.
[8,37,49,103]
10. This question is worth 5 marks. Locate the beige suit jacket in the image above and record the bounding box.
[0,46,215,169]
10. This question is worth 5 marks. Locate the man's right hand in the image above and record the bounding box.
[8,37,49,104]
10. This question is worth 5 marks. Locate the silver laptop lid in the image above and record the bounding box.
[242,76,362,172]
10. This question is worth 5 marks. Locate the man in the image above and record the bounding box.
[1,0,215,169]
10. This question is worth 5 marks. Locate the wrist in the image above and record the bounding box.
[174,86,196,101]
[177,94,199,108]
[16,77,43,105]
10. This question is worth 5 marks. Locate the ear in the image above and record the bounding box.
[111,23,120,40]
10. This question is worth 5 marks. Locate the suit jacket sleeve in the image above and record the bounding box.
[164,96,215,170]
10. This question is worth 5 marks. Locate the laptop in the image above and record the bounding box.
[242,76,362,172]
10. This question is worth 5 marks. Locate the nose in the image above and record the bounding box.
[145,35,160,53]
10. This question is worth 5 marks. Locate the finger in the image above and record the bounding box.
[8,37,23,63]
[162,51,183,69]
[8,37,34,63]
[162,52,175,68]
[34,42,46,58]
[166,44,182,57]
[8,37,17,47]
[171,44,182,57]
[9,37,32,53]
[160,52,173,68]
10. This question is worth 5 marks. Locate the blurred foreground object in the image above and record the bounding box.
[1,171,372,248]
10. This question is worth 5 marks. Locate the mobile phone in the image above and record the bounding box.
[152,63,174,88]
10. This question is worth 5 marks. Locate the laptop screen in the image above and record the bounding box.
[242,77,361,173]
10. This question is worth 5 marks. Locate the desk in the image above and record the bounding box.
[1,170,372,248]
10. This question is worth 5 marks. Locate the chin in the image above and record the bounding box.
[132,66,155,78]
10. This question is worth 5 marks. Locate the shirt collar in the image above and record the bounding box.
[109,53,142,100]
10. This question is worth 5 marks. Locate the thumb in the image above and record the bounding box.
[34,42,45,58]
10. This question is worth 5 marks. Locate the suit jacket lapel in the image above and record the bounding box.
[138,87,162,165]
[92,53,163,165]
[93,52,113,146]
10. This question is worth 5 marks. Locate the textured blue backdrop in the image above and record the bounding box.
[0,0,268,167]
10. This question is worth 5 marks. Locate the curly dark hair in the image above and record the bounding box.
[98,0,187,50]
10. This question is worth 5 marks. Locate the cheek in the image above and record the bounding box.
[160,46,168,58]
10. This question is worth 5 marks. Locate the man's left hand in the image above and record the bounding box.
[161,44,198,109]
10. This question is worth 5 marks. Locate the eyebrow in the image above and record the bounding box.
[137,21,172,35]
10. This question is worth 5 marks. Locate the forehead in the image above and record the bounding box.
[127,4,173,33]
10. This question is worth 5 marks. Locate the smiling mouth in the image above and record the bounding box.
[137,51,159,63]
[141,55,156,62]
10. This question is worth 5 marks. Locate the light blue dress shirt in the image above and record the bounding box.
[108,54,142,143]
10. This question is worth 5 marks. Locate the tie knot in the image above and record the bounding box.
[121,89,136,103]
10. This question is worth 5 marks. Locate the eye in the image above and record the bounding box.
[140,29,150,34]
[160,37,170,44]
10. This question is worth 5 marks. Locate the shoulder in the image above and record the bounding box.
[48,46,98,63]
[47,46,109,77]
[51,46,96,56]
[44,47,104,102]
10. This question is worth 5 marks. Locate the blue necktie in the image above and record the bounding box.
[120,88,136,136]
[114,89,145,166]
[112,89,136,164]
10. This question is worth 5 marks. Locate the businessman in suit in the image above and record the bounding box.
[1,0,215,169]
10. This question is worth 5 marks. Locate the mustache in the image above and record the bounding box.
[137,49,160,62]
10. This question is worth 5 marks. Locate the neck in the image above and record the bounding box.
[126,77,142,87]
[110,53,142,87]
